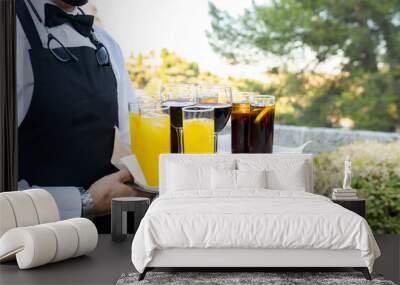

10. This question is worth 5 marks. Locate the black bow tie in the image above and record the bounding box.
[44,3,94,37]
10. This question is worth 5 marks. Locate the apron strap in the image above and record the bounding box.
[16,0,43,49]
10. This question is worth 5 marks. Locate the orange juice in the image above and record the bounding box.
[183,118,214,153]
[129,110,170,186]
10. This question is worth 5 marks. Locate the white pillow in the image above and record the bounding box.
[238,158,308,191]
[64,218,98,257]
[236,169,267,189]
[0,191,39,227]
[211,168,236,190]
[0,196,16,237]
[0,218,97,269]
[211,168,267,190]
[24,189,60,224]
[0,190,60,238]
[266,166,306,191]
[42,221,79,262]
[167,162,212,191]
[166,158,236,192]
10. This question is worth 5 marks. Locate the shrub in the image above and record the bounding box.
[314,140,400,234]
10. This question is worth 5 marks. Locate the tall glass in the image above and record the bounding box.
[129,103,171,187]
[231,92,253,153]
[182,106,214,153]
[160,84,196,153]
[196,85,232,152]
[249,95,275,153]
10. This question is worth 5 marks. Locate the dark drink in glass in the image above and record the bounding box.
[231,102,250,153]
[160,84,196,153]
[249,96,275,153]
[196,103,231,133]
[196,85,232,153]
[161,100,195,153]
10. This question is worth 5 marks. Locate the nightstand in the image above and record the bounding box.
[111,197,150,242]
[332,199,366,218]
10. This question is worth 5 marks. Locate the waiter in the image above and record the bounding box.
[17,0,149,232]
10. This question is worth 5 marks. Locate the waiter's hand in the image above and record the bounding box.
[88,169,145,217]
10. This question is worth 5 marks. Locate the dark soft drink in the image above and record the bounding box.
[161,100,195,153]
[231,103,250,153]
[162,101,195,128]
[249,105,275,153]
[197,103,231,133]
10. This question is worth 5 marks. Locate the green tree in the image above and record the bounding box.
[126,49,203,88]
[125,51,155,88]
[157,48,200,83]
[125,48,272,96]
[208,0,400,131]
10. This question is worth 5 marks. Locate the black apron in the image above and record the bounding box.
[17,0,118,233]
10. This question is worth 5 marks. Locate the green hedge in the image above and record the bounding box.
[314,140,400,234]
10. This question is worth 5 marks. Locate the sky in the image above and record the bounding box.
[89,0,341,80]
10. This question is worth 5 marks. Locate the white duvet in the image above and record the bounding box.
[131,190,380,273]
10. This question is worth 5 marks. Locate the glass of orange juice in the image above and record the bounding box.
[129,103,170,187]
[182,106,214,153]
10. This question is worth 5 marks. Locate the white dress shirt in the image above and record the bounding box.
[17,0,137,219]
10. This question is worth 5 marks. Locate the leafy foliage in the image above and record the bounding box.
[207,0,400,131]
[314,141,400,234]
[126,48,218,89]
[125,48,274,97]
[125,48,397,130]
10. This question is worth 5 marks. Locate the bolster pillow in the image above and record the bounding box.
[0,218,98,269]
[0,189,60,237]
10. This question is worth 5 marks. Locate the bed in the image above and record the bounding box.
[131,154,380,280]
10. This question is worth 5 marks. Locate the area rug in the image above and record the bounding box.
[116,272,396,285]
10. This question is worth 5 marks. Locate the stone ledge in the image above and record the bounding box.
[214,124,399,154]
[274,125,400,154]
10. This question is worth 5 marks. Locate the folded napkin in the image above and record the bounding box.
[110,126,131,170]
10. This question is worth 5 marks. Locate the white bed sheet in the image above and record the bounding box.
[131,190,380,273]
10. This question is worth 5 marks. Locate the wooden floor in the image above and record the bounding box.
[0,235,135,285]
[0,234,398,284]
